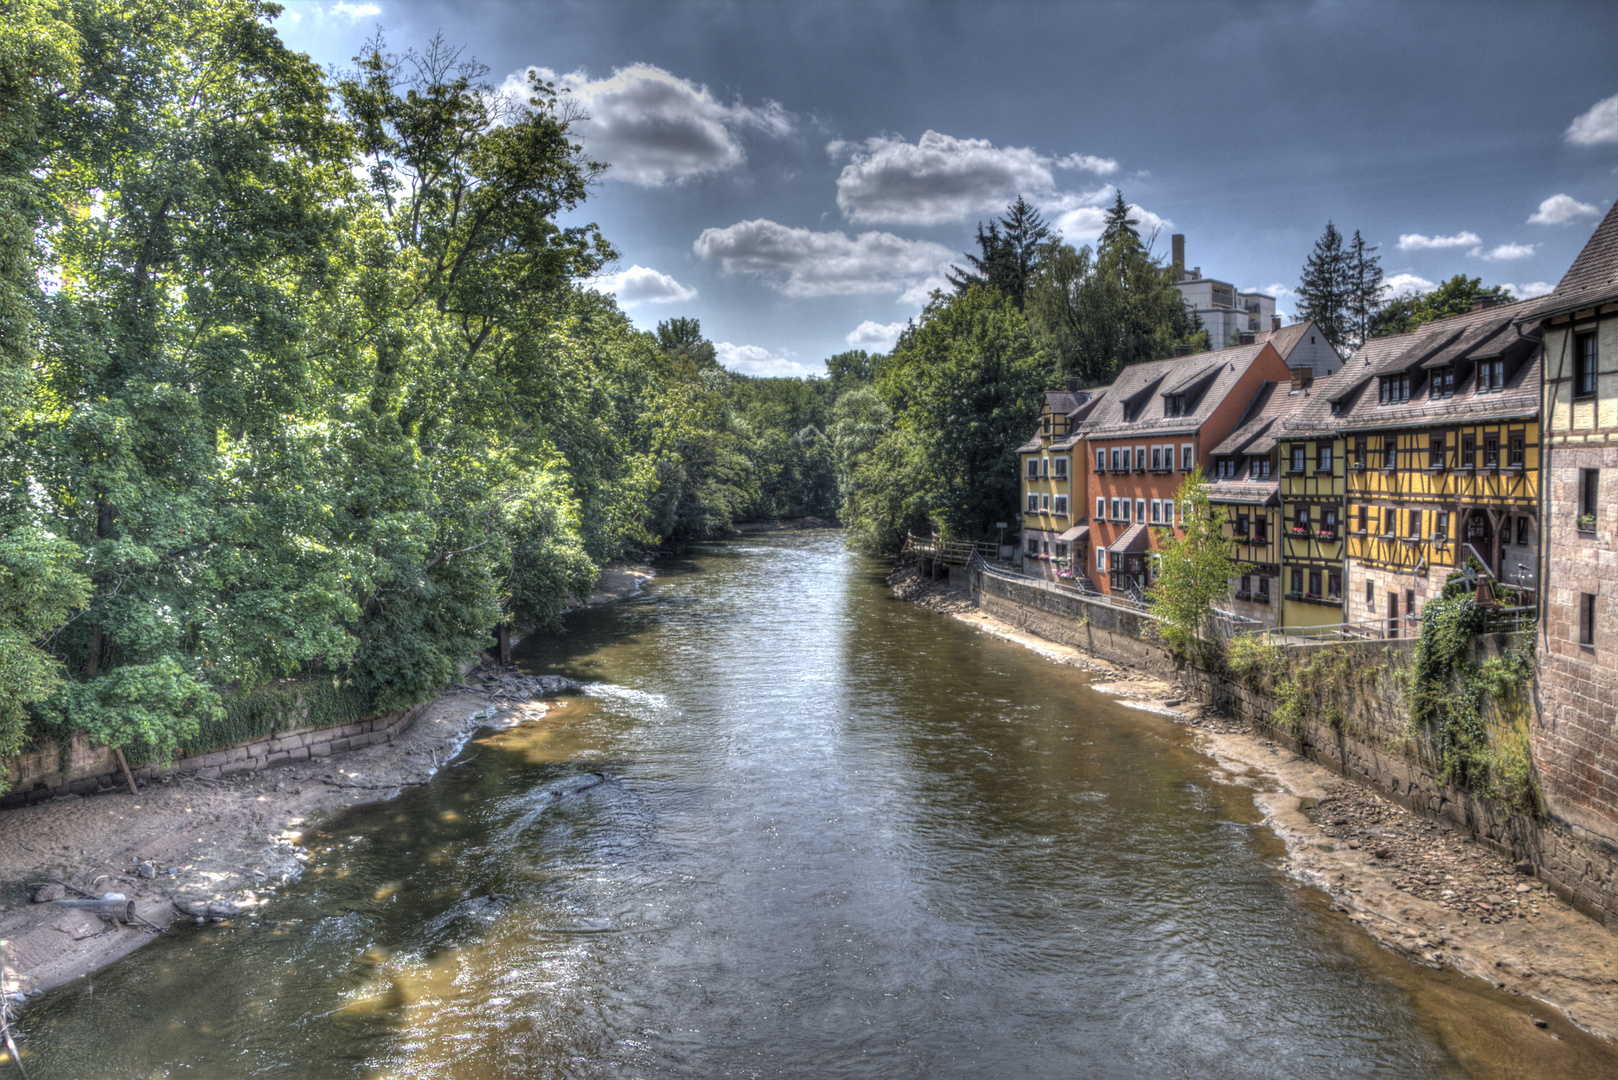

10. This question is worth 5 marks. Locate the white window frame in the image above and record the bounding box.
[1110,498,1122,520]
[1097,548,1106,571]
[1096,496,1105,519]
[1151,446,1163,470]
[1150,499,1162,524]
[1053,495,1068,516]
[1041,493,1050,511]
[1136,499,1147,523]
[1181,500,1192,524]
[1135,446,1148,471]
[1096,448,1106,471]
[1040,457,1050,477]
[1111,448,1123,472]
[1026,457,1039,479]
[1054,456,1068,479]
[1181,443,1194,470]
[1027,493,1039,513]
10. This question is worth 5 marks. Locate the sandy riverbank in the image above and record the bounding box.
[888,563,1618,1043]
[0,559,658,1007]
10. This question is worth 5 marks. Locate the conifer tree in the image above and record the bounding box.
[947,196,1050,310]
[1345,230,1384,353]
[1296,222,1350,348]
[1098,190,1141,250]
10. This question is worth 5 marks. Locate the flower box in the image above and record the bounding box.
[1315,530,1337,540]
[1289,526,1311,536]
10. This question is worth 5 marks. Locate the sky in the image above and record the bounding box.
[274,1,1618,378]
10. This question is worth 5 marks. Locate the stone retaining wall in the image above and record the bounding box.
[0,702,431,808]
[975,569,1618,925]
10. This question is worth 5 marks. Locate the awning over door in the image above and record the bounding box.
[1106,522,1151,553]
[1057,524,1089,543]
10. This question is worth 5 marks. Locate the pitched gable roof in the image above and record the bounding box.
[1209,377,1322,456]
[1515,200,1618,321]
[1078,342,1271,438]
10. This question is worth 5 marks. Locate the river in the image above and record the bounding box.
[17,532,1608,1077]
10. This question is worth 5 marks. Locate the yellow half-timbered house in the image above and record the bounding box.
[1277,379,1349,630]
[1018,380,1105,580]
[1329,304,1542,635]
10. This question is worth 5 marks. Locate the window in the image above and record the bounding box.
[1027,537,1039,556]
[1574,331,1598,399]
[1240,574,1251,594]
[1291,445,1306,473]
[1026,457,1039,479]
[1383,439,1397,469]
[1182,444,1194,470]
[1042,415,1051,436]
[1478,359,1505,391]
[1291,568,1304,595]
[1580,593,1596,647]
[1027,493,1039,513]
[1366,580,1375,611]
[1217,457,1237,478]
[1043,494,1052,511]
[1508,433,1524,469]
[1152,446,1164,470]
[1309,570,1321,597]
[1136,498,1147,523]
[1052,495,1067,516]
[1323,508,1337,532]
[1483,434,1499,468]
[1357,505,1367,533]
[1579,468,1599,530]
[1251,456,1271,479]
[1040,457,1049,477]
[1409,510,1422,539]
[1054,456,1068,479]
[1460,435,1475,468]
[1235,513,1248,536]
[1166,393,1186,416]
[1354,436,1367,468]
[1317,443,1332,472]
[1136,447,1148,471]
[1516,516,1530,546]
[1097,548,1106,571]
[1110,498,1122,520]
[1380,373,1411,403]
[1431,366,1454,399]
[1096,496,1105,520]
[1436,512,1449,540]
[1253,517,1267,542]
[1096,448,1107,472]
[1328,572,1342,600]
[1255,576,1270,599]
[1380,509,1394,537]
[1111,448,1124,472]
[1429,434,1445,469]
[1151,500,1163,524]
[1297,506,1311,527]
[1055,542,1068,560]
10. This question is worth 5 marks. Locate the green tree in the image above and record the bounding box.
[1371,275,1515,338]
[1148,469,1251,655]
[823,348,877,388]
[1098,190,1141,249]
[878,286,1049,540]
[948,196,1050,310]
[1345,229,1384,352]
[1297,221,1350,347]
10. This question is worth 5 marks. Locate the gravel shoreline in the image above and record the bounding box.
[888,563,1618,1043]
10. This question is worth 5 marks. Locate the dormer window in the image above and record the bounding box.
[1041,415,1051,436]
[1166,393,1187,417]
[1430,366,1454,399]
[1251,456,1271,479]
[1379,373,1411,404]
[1216,457,1237,478]
[1478,359,1505,392]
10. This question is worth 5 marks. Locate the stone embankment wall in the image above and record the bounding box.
[975,569,1618,925]
[0,703,430,809]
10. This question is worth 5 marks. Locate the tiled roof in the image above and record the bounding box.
[1079,342,1270,439]
[1264,321,1314,363]
[1017,435,1042,453]
[1209,379,1322,456]
[1106,522,1152,553]
[1515,200,1618,320]
[1057,524,1089,543]
[1285,304,1539,434]
[1207,478,1279,507]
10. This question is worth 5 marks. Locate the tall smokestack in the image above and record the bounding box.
[1171,234,1185,277]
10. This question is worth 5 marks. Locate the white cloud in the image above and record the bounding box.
[1397,231,1482,251]
[832,131,1056,226]
[330,1,380,20]
[1056,153,1119,176]
[1383,273,1436,298]
[504,64,790,186]
[1565,95,1617,147]
[693,218,955,298]
[1500,281,1555,299]
[589,264,697,305]
[1470,242,1535,261]
[1528,193,1600,226]
[1051,202,1170,246]
[714,342,813,378]
[1255,283,1297,299]
[845,320,906,351]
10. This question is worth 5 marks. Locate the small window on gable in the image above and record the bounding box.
[1478,359,1505,392]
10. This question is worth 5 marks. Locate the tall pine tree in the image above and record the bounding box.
[1345,230,1383,353]
[1296,222,1350,348]
[1098,189,1141,250]
[947,196,1050,310]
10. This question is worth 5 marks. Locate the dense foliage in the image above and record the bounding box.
[1146,470,1250,655]
[0,1,835,779]
[1371,274,1516,338]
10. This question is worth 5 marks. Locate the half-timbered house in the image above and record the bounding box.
[1330,303,1542,635]
[1018,380,1105,580]
[1277,373,1351,630]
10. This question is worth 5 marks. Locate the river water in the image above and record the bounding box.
[18,533,1611,1078]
